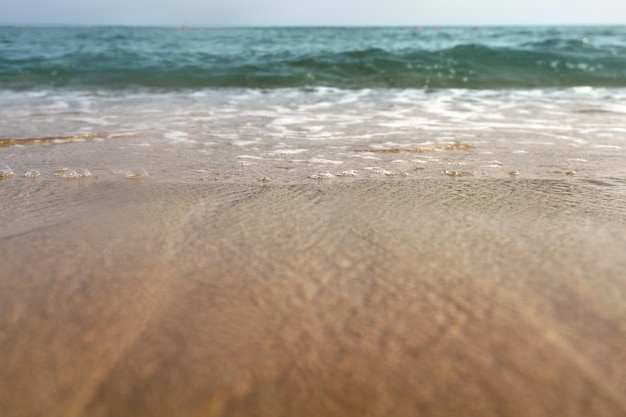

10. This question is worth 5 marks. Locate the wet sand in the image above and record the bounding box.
[1,174,625,417]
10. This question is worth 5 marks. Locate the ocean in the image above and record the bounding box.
[1,26,626,182]
[2,26,626,90]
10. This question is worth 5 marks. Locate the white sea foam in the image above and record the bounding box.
[164,131,196,144]
[270,149,308,155]
[593,144,622,149]
[233,139,260,146]
[308,157,344,165]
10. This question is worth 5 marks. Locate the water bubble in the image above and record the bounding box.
[23,170,41,178]
[443,170,472,177]
[365,167,395,176]
[336,170,358,177]
[125,168,149,179]
[60,170,79,178]
[0,164,14,178]
[59,168,93,179]
[309,171,334,180]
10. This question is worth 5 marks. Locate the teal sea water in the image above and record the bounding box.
[1,25,625,90]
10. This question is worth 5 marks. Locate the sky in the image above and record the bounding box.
[3,0,625,26]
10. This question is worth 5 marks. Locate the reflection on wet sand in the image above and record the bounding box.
[0,133,106,148]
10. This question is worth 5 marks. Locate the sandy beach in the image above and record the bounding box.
[2,23,626,417]
[1,157,625,416]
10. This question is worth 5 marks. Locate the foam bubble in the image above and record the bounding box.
[337,170,358,177]
[59,168,93,179]
[443,170,473,177]
[309,171,334,180]
[365,167,395,176]
[125,168,149,179]
[23,170,41,178]
[0,164,14,178]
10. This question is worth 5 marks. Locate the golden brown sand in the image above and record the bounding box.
[1,176,625,417]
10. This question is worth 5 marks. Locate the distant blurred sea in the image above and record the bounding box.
[1,26,625,90]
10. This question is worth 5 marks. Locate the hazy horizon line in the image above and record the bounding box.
[1,22,625,28]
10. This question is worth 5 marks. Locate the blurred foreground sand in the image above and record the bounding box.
[1,178,625,417]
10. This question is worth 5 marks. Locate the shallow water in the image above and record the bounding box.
[1,179,625,417]
[1,88,625,186]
